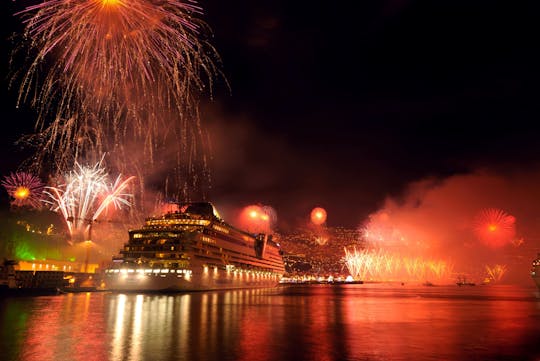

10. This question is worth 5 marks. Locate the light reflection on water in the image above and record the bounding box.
[1,285,539,361]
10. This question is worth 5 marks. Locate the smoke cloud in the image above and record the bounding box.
[361,169,540,285]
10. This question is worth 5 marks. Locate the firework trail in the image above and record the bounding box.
[1,172,45,208]
[43,160,135,241]
[13,0,220,200]
[473,208,516,248]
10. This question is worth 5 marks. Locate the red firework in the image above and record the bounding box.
[473,208,516,248]
[239,205,275,234]
[310,207,327,225]
[1,172,45,208]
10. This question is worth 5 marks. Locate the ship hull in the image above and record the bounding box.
[104,269,281,292]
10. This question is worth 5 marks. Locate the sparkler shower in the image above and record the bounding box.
[13,0,220,201]
[344,247,454,283]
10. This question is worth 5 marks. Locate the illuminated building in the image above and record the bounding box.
[278,226,363,278]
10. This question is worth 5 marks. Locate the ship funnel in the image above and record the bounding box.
[254,234,268,259]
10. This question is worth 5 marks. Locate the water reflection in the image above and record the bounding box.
[0,285,539,361]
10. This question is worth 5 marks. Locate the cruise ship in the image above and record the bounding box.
[104,203,285,292]
[532,253,540,291]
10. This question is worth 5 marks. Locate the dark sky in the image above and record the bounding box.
[1,1,540,228]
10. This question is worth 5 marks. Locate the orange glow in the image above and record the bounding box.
[310,207,327,225]
[100,0,121,7]
[14,186,30,199]
[488,224,497,232]
[239,205,274,233]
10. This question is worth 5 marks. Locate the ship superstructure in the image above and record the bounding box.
[104,202,284,292]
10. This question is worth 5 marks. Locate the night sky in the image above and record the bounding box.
[1,1,540,228]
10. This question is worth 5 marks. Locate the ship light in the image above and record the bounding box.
[145,269,152,273]
[127,269,135,273]
[161,269,169,273]
[120,269,128,274]
[152,269,160,273]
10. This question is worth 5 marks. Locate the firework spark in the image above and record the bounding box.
[1,172,45,208]
[473,208,516,248]
[14,0,220,199]
[43,160,135,241]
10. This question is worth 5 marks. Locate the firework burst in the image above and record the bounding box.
[310,207,327,226]
[473,208,516,248]
[43,160,135,241]
[238,204,276,234]
[13,0,220,199]
[1,172,45,208]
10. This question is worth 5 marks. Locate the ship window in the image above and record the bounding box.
[158,239,167,245]
[157,253,165,258]
[202,236,216,244]
[171,246,175,251]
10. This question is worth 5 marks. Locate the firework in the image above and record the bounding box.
[1,172,45,208]
[473,208,516,248]
[343,247,454,283]
[43,160,135,241]
[484,264,507,283]
[238,205,276,234]
[310,207,327,225]
[14,0,220,199]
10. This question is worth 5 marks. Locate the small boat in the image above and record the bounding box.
[0,259,64,296]
[456,275,475,286]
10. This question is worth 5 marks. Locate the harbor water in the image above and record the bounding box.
[1,284,539,361]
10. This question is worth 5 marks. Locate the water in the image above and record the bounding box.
[1,284,539,361]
